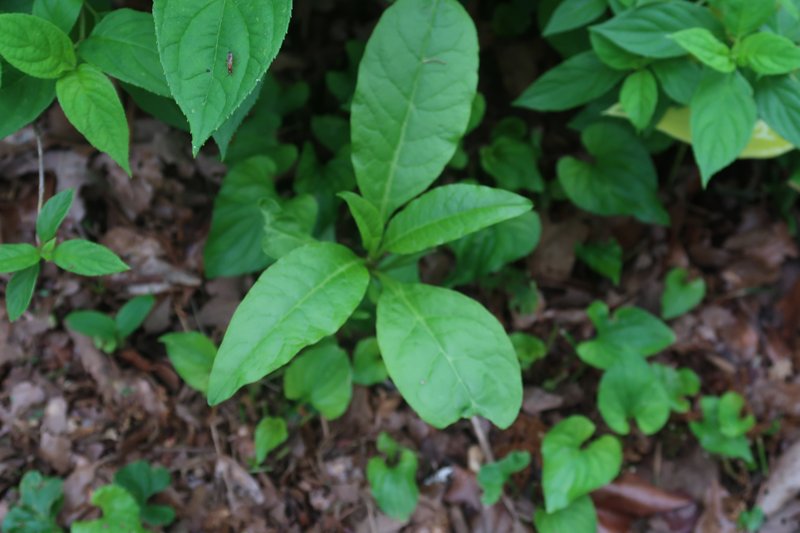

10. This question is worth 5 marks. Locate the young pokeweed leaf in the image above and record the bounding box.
[338,192,384,257]
[36,189,74,244]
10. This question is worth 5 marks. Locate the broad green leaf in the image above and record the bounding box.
[284,340,353,420]
[367,433,419,521]
[339,192,383,256]
[381,184,532,255]
[0,14,75,78]
[756,74,800,147]
[32,0,81,33]
[651,57,703,105]
[710,0,777,37]
[576,300,675,369]
[541,416,622,513]
[661,267,705,319]
[207,242,369,405]
[590,2,723,58]
[65,311,118,349]
[254,416,288,463]
[690,72,756,185]
[352,337,388,386]
[590,32,648,71]
[0,66,55,139]
[159,332,217,393]
[56,64,131,174]
[447,211,541,287]
[36,189,73,243]
[376,281,522,429]
[544,0,606,36]
[514,51,623,111]
[79,9,170,97]
[534,496,597,533]
[0,243,40,273]
[114,461,174,527]
[122,82,188,131]
[261,194,317,260]
[479,136,543,192]
[620,69,658,130]
[52,239,129,276]
[6,263,39,321]
[115,295,155,339]
[212,78,264,160]
[351,0,479,221]
[477,451,530,505]
[71,485,147,533]
[204,156,278,278]
[575,239,622,284]
[738,32,800,75]
[153,0,292,154]
[719,391,756,437]
[689,395,754,462]
[2,471,63,533]
[509,332,547,370]
[670,28,735,72]
[557,122,669,226]
[653,364,700,413]
[598,353,671,435]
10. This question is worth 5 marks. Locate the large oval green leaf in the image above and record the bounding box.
[351,0,479,221]
[153,0,292,154]
[376,281,522,429]
[207,242,369,405]
[381,184,532,255]
[0,13,75,78]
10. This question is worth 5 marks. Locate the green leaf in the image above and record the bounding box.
[541,416,622,513]
[690,72,756,185]
[212,79,265,160]
[6,263,39,322]
[207,242,369,405]
[620,69,658,130]
[557,122,669,226]
[114,461,174,527]
[756,74,800,147]
[121,82,188,131]
[710,0,777,37]
[575,239,622,284]
[718,391,757,437]
[153,0,292,154]
[514,51,623,111]
[670,28,735,72]
[544,0,606,36]
[32,0,81,33]
[590,2,724,58]
[311,114,350,153]
[352,337,388,386]
[576,300,675,369]
[204,156,278,278]
[479,136,543,192]
[0,66,55,139]
[71,485,147,533]
[376,281,522,429]
[534,496,597,533]
[52,239,129,276]
[65,311,118,350]
[351,0,479,221]
[652,364,700,413]
[598,353,671,435]
[339,192,383,256]
[738,31,800,75]
[590,32,648,71]
[261,194,318,260]
[447,211,540,287]
[56,64,131,174]
[0,14,75,78]
[284,340,353,420]
[367,433,419,521]
[477,451,530,506]
[381,184,532,255]
[79,9,170,97]
[651,57,703,105]
[661,267,705,319]
[254,416,288,463]
[2,471,63,533]
[689,393,754,462]
[36,189,73,243]
[115,295,155,339]
[738,507,765,532]
[159,332,217,393]
[0,243,40,273]
[509,332,547,371]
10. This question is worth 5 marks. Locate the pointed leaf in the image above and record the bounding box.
[0,13,75,78]
[477,451,530,505]
[710,0,776,37]
[670,28,735,72]
[261,194,318,261]
[661,267,705,319]
[65,311,118,348]
[36,189,73,243]
[159,332,216,393]
[339,192,383,256]
[32,0,81,33]
[739,32,800,75]
[254,416,288,463]
[6,263,39,322]
[0,66,55,139]
[115,295,155,339]
[0,243,40,273]
[543,0,606,36]
[756,74,800,147]
[284,340,353,420]
[53,239,129,276]
[620,69,658,130]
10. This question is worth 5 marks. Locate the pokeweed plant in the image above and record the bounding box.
[0,189,128,321]
[205,0,533,432]
[66,295,155,354]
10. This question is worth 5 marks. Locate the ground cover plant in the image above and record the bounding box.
[1,0,800,531]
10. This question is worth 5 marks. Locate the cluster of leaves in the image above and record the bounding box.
[66,295,154,353]
[2,462,174,533]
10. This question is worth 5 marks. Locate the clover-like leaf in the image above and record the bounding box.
[114,461,175,527]
[477,451,530,506]
[1,471,63,533]
[653,364,700,413]
[367,432,419,521]
[689,393,754,462]
[661,267,706,320]
[71,485,147,533]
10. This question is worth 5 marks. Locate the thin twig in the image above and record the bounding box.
[470,416,495,463]
[34,124,45,219]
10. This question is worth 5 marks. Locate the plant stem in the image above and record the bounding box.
[34,124,45,220]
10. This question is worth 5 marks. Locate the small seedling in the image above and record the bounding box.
[254,416,288,464]
[71,485,148,533]
[159,332,217,393]
[66,295,155,353]
[113,461,176,527]
[1,471,63,533]
[689,392,755,463]
[367,432,419,521]
[477,450,530,506]
[661,267,706,320]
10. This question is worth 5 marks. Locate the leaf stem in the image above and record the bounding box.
[34,124,45,224]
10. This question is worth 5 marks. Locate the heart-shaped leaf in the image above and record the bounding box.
[661,267,706,319]
[653,364,700,413]
[71,485,147,533]
[477,451,530,506]
[534,495,597,533]
[689,393,754,462]
[367,432,419,521]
